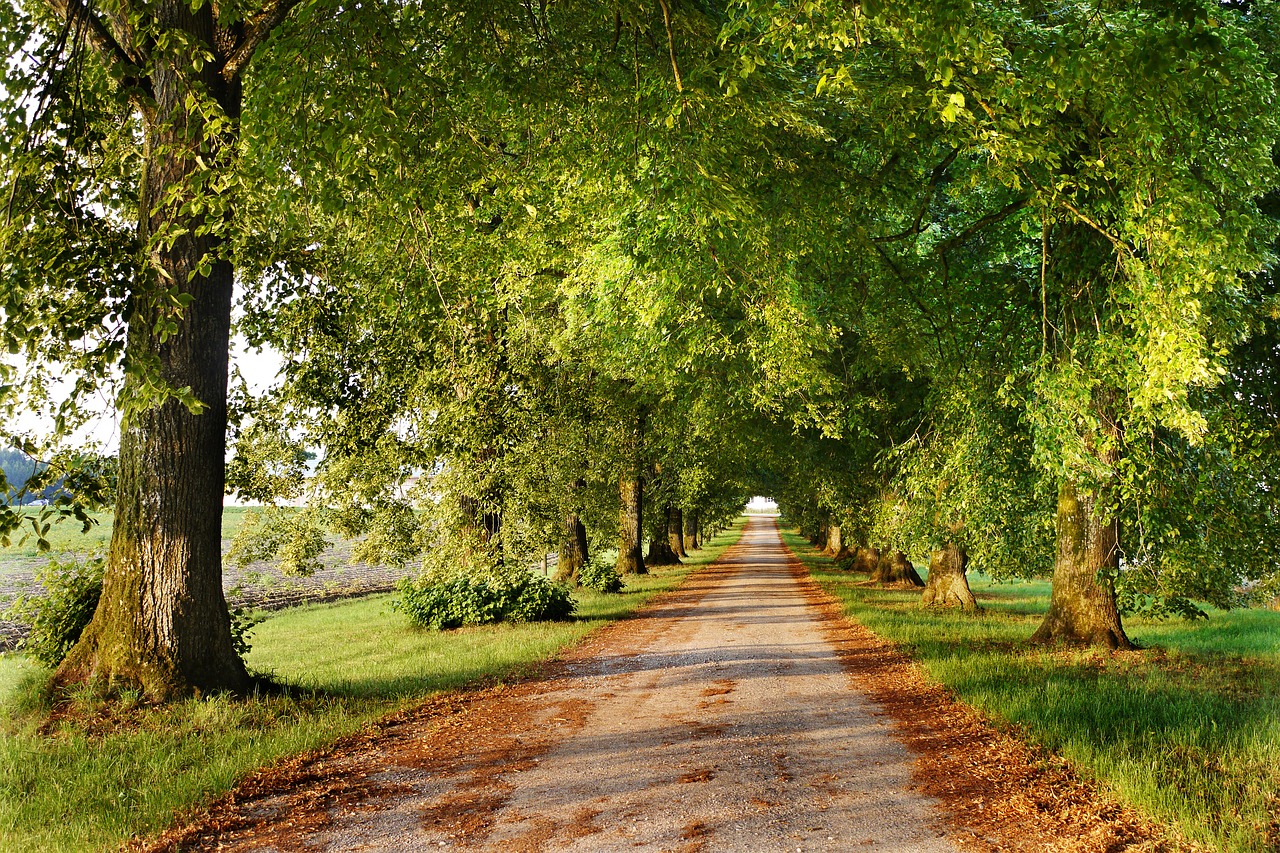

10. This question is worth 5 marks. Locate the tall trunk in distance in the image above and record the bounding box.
[1031,480,1134,649]
[555,511,589,584]
[617,475,647,575]
[58,6,254,699]
[670,506,688,558]
[684,509,700,551]
[812,518,829,550]
[921,542,978,611]
[647,503,682,565]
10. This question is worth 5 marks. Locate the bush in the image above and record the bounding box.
[394,568,576,630]
[579,556,624,593]
[4,554,105,667]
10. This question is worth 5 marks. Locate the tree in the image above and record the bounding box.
[1,0,309,697]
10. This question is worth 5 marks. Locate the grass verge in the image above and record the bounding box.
[0,518,745,853]
[781,529,1280,853]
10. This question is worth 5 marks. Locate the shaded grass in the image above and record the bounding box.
[0,519,745,853]
[783,530,1280,853]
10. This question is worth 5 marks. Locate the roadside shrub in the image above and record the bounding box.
[394,568,575,630]
[3,554,105,667]
[579,555,624,593]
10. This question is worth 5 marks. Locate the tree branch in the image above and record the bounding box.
[935,195,1030,256]
[221,0,302,82]
[43,0,152,101]
[872,148,958,244]
[657,0,683,92]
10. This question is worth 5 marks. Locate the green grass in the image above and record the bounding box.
[0,518,745,853]
[783,530,1280,853]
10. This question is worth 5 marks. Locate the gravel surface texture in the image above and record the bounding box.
[153,518,962,852]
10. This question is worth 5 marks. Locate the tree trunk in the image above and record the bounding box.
[813,520,829,550]
[555,511,589,584]
[853,545,881,575]
[57,11,251,699]
[670,506,688,558]
[647,503,681,565]
[1031,480,1133,649]
[871,549,925,587]
[684,509,699,551]
[921,542,978,611]
[616,475,647,575]
[824,525,850,560]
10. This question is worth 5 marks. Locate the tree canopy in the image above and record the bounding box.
[2,0,1278,696]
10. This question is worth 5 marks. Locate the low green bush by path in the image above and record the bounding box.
[0,519,745,853]
[781,530,1280,853]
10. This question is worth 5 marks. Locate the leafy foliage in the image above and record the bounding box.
[579,555,625,594]
[3,554,105,667]
[393,569,575,631]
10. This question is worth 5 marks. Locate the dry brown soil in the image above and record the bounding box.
[140,518,1191,852]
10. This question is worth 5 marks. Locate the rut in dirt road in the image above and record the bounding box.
[177,517,961,852]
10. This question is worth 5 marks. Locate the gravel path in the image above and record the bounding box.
[180,517,961,852]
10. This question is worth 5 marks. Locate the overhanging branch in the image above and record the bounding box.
[221,0,303,82]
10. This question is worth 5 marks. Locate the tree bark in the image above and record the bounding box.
[853,545,881,575]
[616,475,647,575]
[57,4,252,699]
[647,503,681,565]
[871,549,925,587]
[1030,480,1134,649]
[683,509,699,551]
[824,525,850,560]
[670,506,688,558]
[921,542,978,611]
[555,511,589,584]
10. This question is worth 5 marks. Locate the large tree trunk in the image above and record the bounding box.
[555,512,589,584]
[670,506,688,558]
[921,542,978,611]
[823,525,850,560]
[683,509,699,552]
[616,475,647,575]
[871,549,925,587]
[57,11,251,699]
[647,503,681,565]
[1031,480,1133,649]
[853,545,881,575]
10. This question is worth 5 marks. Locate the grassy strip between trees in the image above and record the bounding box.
[0,517,746,853]
[781,529,1280,853]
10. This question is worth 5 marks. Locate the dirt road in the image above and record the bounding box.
[155,517,1173,852]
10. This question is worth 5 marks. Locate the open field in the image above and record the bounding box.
[1,508,410,650]
[782,530,1280,853]
[0,519,745,853]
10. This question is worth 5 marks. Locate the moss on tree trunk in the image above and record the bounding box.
[921,542,978,611]
[1031,480,1133,649]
